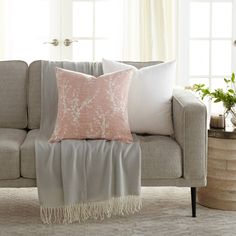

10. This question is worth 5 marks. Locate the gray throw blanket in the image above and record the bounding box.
[35,61,142,224]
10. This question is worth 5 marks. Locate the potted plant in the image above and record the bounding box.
[192,73,236,124]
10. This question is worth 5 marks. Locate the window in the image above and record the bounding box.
[178,0,236,114]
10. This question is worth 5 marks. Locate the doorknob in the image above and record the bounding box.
[234,40,236,46]
[43,39,59,46]
[64,38,78,47]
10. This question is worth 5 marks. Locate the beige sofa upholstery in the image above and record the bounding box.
[0,60,207,216]
[20,129,38,179]
[0,61,28,128]
[0,128,26,179]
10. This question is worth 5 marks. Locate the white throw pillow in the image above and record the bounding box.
[102,59,176,135]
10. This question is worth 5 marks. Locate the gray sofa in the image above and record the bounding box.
[0,60,207,217]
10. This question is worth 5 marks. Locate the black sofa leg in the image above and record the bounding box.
[191,187,196,217]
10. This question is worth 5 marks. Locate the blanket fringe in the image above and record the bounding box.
[40,195,142,224]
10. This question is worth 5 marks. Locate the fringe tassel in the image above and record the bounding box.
[40,195,142,224]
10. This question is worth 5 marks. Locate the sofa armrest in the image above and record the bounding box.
[173,89,207,184]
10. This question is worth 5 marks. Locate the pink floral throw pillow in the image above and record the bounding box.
[49,68,134,143]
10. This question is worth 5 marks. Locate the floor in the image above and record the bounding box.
[0,187,236,236]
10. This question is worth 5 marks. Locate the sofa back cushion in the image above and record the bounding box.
[28,61,42,129]
[28,60,161,129]
[0,61,28,128]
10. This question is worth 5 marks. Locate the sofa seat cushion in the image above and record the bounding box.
[134,134,182,179]
[21,129,39,178]
[0,128,26,179]
[21,130,182,180]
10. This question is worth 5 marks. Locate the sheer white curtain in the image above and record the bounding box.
[0,0,6,59]
[121,0,176,61]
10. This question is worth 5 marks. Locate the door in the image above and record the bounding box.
[60,0,122,61]
[1,0,61,62]
[1,0,122,62]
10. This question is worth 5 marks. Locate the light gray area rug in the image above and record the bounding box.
[0,187,236,236]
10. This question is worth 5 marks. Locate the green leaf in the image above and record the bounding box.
[232,73,235,83]
[228,89,234,94]
[214,98,221,103]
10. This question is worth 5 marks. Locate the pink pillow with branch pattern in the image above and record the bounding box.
[49,67,134,143]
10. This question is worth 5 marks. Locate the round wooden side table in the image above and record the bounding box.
[198,125,236,210]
